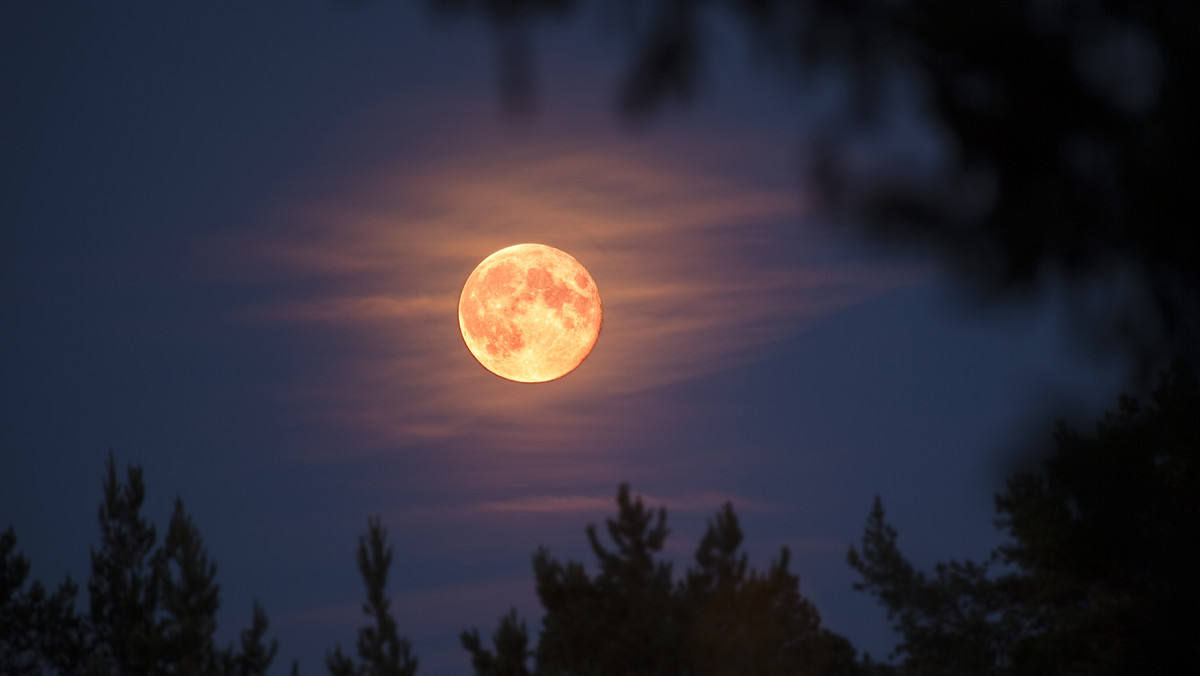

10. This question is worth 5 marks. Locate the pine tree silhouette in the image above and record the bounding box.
[327,517,418,676]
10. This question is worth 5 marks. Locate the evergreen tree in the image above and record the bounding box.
[155,497,222,675]
[88,452,162,675]
[848,363,1200,675]
[682,504,865,676]
[1,526,41,675]
[223,602,279,676]
[996,361,1200,673]
[327,517,418,676]
[2,452,281,676]
[472,484,867,676]
[1,527,86,674]
[534,484,679,676]
[848,498,1005,676]
[461,608,532,676]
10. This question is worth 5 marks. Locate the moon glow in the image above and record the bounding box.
[458,244,603,383]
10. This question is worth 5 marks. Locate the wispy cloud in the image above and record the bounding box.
[472,489,781,516]
[229,127,917,469]
[388,488,783,525]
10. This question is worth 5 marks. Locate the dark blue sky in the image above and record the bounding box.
[3,2,1128,673]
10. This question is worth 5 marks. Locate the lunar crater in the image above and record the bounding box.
[458,244,602,382]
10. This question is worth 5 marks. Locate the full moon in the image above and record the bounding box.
[458,243,603,383]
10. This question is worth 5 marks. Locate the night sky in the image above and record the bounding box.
[3,3,1129,673]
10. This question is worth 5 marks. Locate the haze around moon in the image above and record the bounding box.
[458,243,603,383]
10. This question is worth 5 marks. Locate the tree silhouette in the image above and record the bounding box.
[848,362,1200,674]
[2,452,279,676]
[10,368,1197,675]
[682,504,865,676]
[460,608,533,676]
[1,527,86,674]
[326,517,418,676]
[226,603,280,676]
[155,498,223,674]
[465,483,870,676]
[533,484,680,676]
[88,454,162,674]
[994,360,1200,673]
[423,0,1200,382]
[848,498,1005,676]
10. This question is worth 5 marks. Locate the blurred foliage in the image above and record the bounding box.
[849,361,1200,674]
[421,0,1200,383]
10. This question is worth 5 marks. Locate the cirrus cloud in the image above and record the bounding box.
[229,127,918,478]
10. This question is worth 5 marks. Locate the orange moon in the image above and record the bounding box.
[458,244,603,383]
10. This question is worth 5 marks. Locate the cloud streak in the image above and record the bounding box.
[231,126,917,482]
[386,488,783,526]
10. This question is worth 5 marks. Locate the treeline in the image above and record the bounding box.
[4,364,1198,674]
[1,455,278,675]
